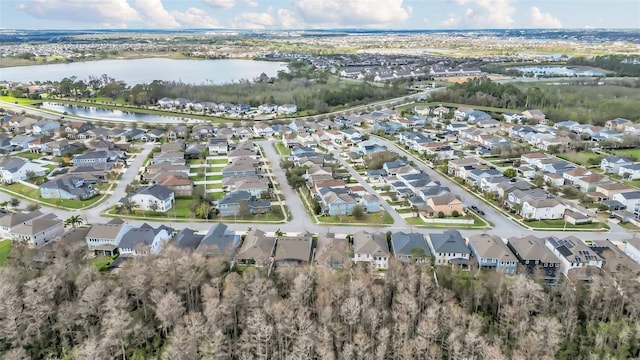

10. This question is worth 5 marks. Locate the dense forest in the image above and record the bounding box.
[568,55,640,77]
[1,243,639,360]
[431,76,640,124]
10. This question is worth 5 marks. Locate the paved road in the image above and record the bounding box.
[331,150,408,228]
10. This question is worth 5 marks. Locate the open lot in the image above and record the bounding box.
[3,182,107,209]
[611,148,640,161]
[557,152,602,166]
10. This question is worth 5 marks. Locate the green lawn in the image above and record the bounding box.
[557,152,601,166]
[3,182,107,209]
[317,211,394,225]
[205,181,222,188]
[173,197,194,217]
[206,174,223,181]
[14,152,43,160]
[0,240,11,266]
[525,219,609,230]
[0,95,40,105]
[208,158,228,165]
[90,256,116,271]
[187,159,204,165]
[273,142,291,156]
[611,148,640,161]
[405,213,488,228]
[189,174,205,181]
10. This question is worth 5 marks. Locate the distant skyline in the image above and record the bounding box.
[0,0,638,31]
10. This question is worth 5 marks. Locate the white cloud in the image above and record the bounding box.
[277,9,300,29]
[18,0,141,24]
[453,0,515,28]
[204,0,258,9]
[293,0,411,27]
[172,7,222,28]
[230,12,275,29]
[440,14,460,28]
[528,7,562,28]
[134,0,181,28]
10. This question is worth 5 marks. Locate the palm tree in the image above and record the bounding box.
[64,215,84,228]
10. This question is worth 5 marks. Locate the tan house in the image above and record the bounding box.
[154,173,193,197]
[596,183,636,199]
[423,193,464,217]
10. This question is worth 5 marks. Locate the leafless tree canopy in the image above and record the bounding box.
[0,246,639,359]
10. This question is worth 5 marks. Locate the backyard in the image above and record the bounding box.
[557,152,601,166]
[0,240,10,266]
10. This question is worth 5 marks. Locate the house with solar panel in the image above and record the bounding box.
[544,236,603,281]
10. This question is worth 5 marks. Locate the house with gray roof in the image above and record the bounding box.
[118,224,172,256]
[427,230,470,267]
[235,228,276,267]
[173,228,204,250]
[40,175,95,200]
[128,185,175,212]
[391,232,431,264]
[217,190,271,217]
[315,232,349,269]
[274,232,313,264]
[467,234,518,274]
[9,213,64,247]
[0,157,47,184]
[85,222,133,256]
[507,235,560,285]
[72,150,124,166]
[196,223,239,259]
[352,230,389,269]
[545,236,602,281]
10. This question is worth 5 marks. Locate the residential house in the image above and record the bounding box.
[595,183,636,200]
[48,140,73,157]
[31,120,60,136]
[590,240,640,278]
[0,157,47,184]
[141,128,165,142]
[454,107,474,121]
[40,175,95,200]
[352,230,390,269]
[152,173,193,197]
[223,176,269,197]
[85,221,133,256]
[235,229,276,267]
[545,236,603,281]
[253,123,275,138]
[277,104,297,115]
[318,188,358,216]
[10,134,36,149]
[521,197,566,220]
[612,191,640,216]
[466,168,502,187]
[167,125,188,140]
[467,234,518,274]
[274,232,313,265]
[601,156,633,174]
[315,232,350,269]
[624,238,640,266]
[172,228,204,250]
[427,230,471,267]
[391,232,431,263]
[217,190,271,217]
[128,185,175,212]
[618,163,640,180]
[359,194,381,213]
[195,223,239,260]
[574,173,607,192]
[118,224,172,256]
[9,213,64,247]
[605,118,632,132]
[522,109,546,123]
[423,193,464,217]
[507,235,560,285]
[153,150,185,165]
[72,150,123,166]
[448,157,478,177]
[208,137,228,154]
[221,159,258,178]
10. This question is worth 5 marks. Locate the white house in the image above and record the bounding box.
[352,231,389,269]
[618,163,640,180]
[0,157,47,184]
[277,104,298,115]
[9,213,64,247]
[624,238,640,265]
[128,185,175,212]
[118,225,172,256]
[521,197,566,220]
[545,237,602,278]
[612,191,640,213]
[428,230,471,267]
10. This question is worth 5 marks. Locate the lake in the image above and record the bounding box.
[39,102,197,124]
[0,58,287,85]
[510,66,605,77]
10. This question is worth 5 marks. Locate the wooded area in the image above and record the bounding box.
[567,55,640,77]
[1,243,639,359]
[430,76,640,124]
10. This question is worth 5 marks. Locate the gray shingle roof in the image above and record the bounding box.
[391,232,431,257]
[428,230,470,254]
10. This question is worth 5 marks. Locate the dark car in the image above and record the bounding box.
[479,210,485,216]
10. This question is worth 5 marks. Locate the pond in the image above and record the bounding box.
[0,58,287,85]
[38,102,197,124]
[509,66,605,77]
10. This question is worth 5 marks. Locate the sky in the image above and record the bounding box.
[0,0,638,30]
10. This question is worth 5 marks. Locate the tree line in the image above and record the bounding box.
[568,55,640,77]
[1,242,639,359]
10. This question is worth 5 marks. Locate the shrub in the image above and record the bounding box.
[452,210,460,217]
[437,211,445,218]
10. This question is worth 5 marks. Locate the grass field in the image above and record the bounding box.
[90,256,116,271]
[14,152,43,160]
[0,95,40,105]
[209,159,228,165]
[317,211,394,225]
[0,240,11,266]
[611,148,640,161]
[273,142,291,156]
[557,152,602,166]
[3,182,106,209]
[524,219,609,230]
